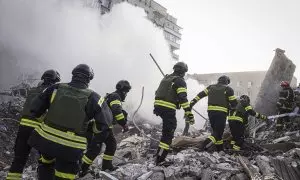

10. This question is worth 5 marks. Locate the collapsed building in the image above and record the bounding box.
[0,49,299,180]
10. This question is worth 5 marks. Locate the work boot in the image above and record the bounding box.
[78,163,90,177]
[102,160,118,171]
[155,148,169,165]
[199,138,213,151]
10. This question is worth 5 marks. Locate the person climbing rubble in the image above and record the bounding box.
[228,95,269,151]
[190,75,237,152]
[26,64,113,180]
[276,81,295,131]
[79,80,131,176]
[153,62,194,165]
[6,69,61,180]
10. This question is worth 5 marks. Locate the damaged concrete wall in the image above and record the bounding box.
[255,48,296,116]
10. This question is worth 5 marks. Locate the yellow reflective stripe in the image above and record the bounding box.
[55,170,76,179]
[6,172,22,180]
[185,111,192,116]
[92,121,101,134]
[154,100,176,110]
[228,116,244,123]
[39,155,55,164]
[159,142,170,150]
[230,140,236,145]
[109,125,113,129]
[204,88,208,95]
[233,145,241,151]
[50,89,57,103]
[110,100,121,107]
[208,106,228,113]
[208,136,216,144]
[82,155,93,165]
[98,97,105,107]
[35,126,86,150]
[245,106,252,111]
[255,112,260,118]
[40,123,86,143]
[20,118,40,128]
[215,140,223,145]
[229,95,237,101]
[181,102,190,109]
[176,87,187,94]
[103,154,113,161]
[115,113,125,120]
[195,96,201,101]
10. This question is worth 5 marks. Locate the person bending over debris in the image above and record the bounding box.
[276,81,295,131]
[80,80,131,176]
[154,62,194,165]
[228,95,268,151]
[6,70,61,180]
[190,75,237,152]
[27,64,113,180]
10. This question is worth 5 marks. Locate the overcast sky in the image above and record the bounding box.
[155,0,300,81]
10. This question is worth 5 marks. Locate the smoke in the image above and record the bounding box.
[0,0,173,124]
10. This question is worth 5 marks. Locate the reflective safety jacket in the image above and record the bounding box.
[154,73,191,114]
[191,83,237,113]
[29,82,113,154]
[228,102,264,125]
[20,84,51,128]
[277,87,295,111]
[105,92,127,127]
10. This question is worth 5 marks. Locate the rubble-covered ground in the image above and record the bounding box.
[1,96,300,180]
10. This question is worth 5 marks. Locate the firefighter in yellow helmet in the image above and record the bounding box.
[6,70,60,180]
[154,62,194,165]
[27,64,113,180]
[190,75,237,151]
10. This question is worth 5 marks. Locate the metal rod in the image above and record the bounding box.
[150,53,165,77]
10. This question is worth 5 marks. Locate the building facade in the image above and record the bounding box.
[190,71,297,102]
[82,0,182,61]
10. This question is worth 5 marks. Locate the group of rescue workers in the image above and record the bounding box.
[5,62,300,179]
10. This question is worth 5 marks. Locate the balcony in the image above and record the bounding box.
[172,53,179,60]
[164,26,181,39]
[167,39,180,50]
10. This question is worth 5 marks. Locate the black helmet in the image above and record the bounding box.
[240,95,250,106]
[41,69,61,83]
[173,62,188,74]
[218,75,230,85]
[72,64,94,80]
[116,80,131,92]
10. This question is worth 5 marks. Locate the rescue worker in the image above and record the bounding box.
[27,64,113,180]
[190,75,237,151]
[154,62,194,165]
[80,80,131,175]
[228,95,267,151]
[276,81,295,131]
[6,70,60,180]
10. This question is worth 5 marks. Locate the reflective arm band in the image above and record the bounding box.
[228,95,237,101]
[98,97,105,107]
[115,113,125,121]
[181,102,190,109]
[245,106,253,111]
[215,140,223,145]
[176,87,187,94]
[185,111,192,116]
[255,112,260,118]
[204,88,208,95]
[50,89,57,103]
[195,96,201,101]
[92,122,101,134]
[109,100,121,107]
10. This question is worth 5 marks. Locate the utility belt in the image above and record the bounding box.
[34,122,87,150]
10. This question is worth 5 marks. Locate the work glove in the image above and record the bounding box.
[122,124,129,133]
[190,100,197,108]
[185,112,195,125]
